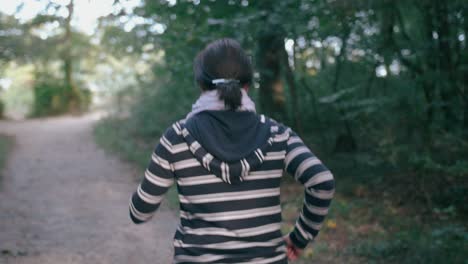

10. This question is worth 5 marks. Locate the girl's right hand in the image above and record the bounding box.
[283,235,303,261]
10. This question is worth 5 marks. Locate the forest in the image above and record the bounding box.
[1,0,467,263]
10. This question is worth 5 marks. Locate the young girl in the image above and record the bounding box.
[129,38,335,263]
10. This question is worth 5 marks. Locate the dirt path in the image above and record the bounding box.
[0,114,178,264]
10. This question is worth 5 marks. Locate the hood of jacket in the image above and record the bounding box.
[179,110,277,184]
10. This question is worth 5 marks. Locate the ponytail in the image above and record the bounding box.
[193,38,253,110]
[213,79,242,110]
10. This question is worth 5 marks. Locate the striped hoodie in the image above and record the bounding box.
[129,110,335,264]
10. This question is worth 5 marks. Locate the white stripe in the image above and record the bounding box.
[159,136,172,151]
[137,185,163,204]
[177,175,222,186]
[174,237,283,250]
[129,201,153,221]
[304,171,333,188]
[264,150,286,161]
[180,205,281,222]
[243,159,250,177]
[179,223,281,237]
[300,214,322,231]
[240,158,246,177]
[254,151,262,161]
[235,253,286,264]
[273,131,290,142]
[295,157,321,180]
[151,153,173,171]
[268,137,274,145]
[243,169,283,180]
[173,158,200,170]
[254,149,264,161]
[295,221,311,240]
[287,136,303,145]
[160,136,189,154]
[174,254,225,263]
[145,170,174,187]
[306,188,335,199]
[189,141,201,153]
[177,169,284,186]
[221,162,227,182]
[224,163,231,184]
[304,201,330,216]
[179,188,280,204]
[202,153,213,170]
[260,115,266,123]
[172,123,182,135]
[285,146,310,167]
[257,149,265,160]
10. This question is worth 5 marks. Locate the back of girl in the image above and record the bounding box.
[129,38,335,264]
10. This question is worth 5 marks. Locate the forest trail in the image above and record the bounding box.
[0,114,177,264]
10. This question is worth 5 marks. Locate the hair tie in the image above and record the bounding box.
[212,79,240,85]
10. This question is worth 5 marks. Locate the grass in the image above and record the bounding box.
[279,148,468,263]
[94,117,468,263]
[93,117,179,209]
[280,182,468,263]
[0,134,13,185]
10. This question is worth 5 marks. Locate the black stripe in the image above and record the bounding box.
[297,164,329,185]
[286,152,314,175]
[140,178,169,196]
[180,213,282,230]
[178,177,280,196]
[180,196,280,214]
[305,193,333,208]
[175,228,282,244]
[174,244,286,263]
[131,192,160,213]
[147,159,173,178]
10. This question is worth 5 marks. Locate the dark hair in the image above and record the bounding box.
[194,38,253,110]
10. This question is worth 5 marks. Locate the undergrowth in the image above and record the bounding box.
[94,116,467,263]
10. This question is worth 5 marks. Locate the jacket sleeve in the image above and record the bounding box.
[129,126,176,224]
[284,128,335,248]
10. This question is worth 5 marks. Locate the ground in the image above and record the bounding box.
[0,114,178,264]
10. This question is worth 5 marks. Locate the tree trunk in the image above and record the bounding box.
[257,30,286,120]
[434,0,459,129]
[281,41,303,135]
[332,27,357,153]
[64,0,74,91]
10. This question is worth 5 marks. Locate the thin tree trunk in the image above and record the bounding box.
[281,41,303,135]
[64,0,74,90]
[434,1,454,123]
[332,26,357,152]
[257,30,286,120]
[300,78,328,148]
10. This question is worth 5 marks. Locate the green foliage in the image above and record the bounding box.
[31,75,66,117]
[0,100,4,119]
[0,134,12,186]
[93,117,179,209]
[94,117,152,168]
[41,0,468,261]
[31,72,91,117]
[127,64,197,138]
[349,225,468,264]
[0,134,12,174]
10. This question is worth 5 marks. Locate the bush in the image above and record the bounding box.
[31,73,91,117]
[32,79,66,116]
[349,225,468,263]
[127,66,197,138]
[0,100,4,119]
